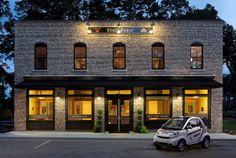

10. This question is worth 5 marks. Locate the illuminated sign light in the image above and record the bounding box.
[87,27,153,34]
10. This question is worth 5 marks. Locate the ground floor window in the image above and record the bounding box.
[145,89,171,120]
[28,90,54,121]
[67,90,93,121]
[184,89,209,119]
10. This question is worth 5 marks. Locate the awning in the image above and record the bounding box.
[15,76,222,89]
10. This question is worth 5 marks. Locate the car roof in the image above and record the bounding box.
[172,116,201,120]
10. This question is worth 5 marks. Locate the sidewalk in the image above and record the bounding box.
[1,131,236,140]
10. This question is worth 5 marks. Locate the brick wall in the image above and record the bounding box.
[14,20,223,132]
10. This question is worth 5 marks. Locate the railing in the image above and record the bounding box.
[0,121,14,131]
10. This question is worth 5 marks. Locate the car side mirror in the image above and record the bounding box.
[186,125,192,130]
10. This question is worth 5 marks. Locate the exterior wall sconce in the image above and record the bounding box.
[86,21,91,33]
[86,21,90,27]
[117,22,121,34]
[137,92,142,100]
[97,93,101,100]
[56,90,64,100]
[149,22,155,34]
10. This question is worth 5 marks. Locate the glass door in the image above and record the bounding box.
[107,96,131,133]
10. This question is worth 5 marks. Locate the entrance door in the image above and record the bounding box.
[107,96,131,133]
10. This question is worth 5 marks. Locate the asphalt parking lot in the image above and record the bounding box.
[0,138,236,158]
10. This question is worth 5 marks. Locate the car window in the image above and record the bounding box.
[188,119,198,128]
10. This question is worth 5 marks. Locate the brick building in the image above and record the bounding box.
[14,20,223,132]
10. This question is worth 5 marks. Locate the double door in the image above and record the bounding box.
[106,96,131,133]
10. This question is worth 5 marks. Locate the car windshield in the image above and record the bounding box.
[162,117,188,130]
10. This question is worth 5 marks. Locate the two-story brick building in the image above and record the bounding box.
[14,20,223,132]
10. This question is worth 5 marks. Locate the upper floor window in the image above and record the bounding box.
[113,43,126,69]
[191,43,203,69]
[74,42,86,70]
[35,43,47,70]
[152,42,164,69]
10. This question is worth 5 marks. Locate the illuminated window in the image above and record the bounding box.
[145,89,171,120]
[113,43,125,69]
[28,90,53,121]
[74,42,86,70]
[107,90,131,95]
[152,43,164,69]
[191,43,203,69]
[67,90,93,121]
[184,89,208,119]
[35,43,47,70]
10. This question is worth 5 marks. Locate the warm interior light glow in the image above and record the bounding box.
[87,29,91,34]
[56,96,60,100]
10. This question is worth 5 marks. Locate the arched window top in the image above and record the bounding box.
[74,42,86,47]
[152,42,164,46]
[191,42,203,46]
[35,42,47,47]
[113,42,125,46]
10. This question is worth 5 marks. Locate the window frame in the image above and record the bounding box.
[27,89,55,122]
[190,42,203,69]
[113,42,126,69]
[34,43,48,70]
[144,88,172,121]
[74,42,87,70]
[183,88,211,127]
[152,42,165,70]
[66,89,94,121]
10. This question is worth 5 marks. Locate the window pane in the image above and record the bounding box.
[36,47,47,57]
[68,97,92,120]
[146,96,170,120]
[191,46,202,57]
[107,90,131,95]
[75,47,86,57]
[75,58,86,69]
[190,58,202,69]
[114,58,125,69]
[29,97,53,120]
[152,58,163,69]
[68,90,92,95]
[185,89,208,95]
[152,46,164,58]
[29,90,53,95]
[184,96,208,119]
[35,58,47,69]
[114,46,125,57]
[146,89,170,95]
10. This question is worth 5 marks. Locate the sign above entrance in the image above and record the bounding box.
[87,27,153,34]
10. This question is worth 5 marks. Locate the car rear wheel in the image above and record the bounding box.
[201,136,210,148]
[176,140,186,152]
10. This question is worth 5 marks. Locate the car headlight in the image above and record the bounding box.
[170,132,179,138]
[156,129,161,135]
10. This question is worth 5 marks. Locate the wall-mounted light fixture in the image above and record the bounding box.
[137,92,142,100]
[117,22,121,34]
[97,93,101,100]
[86,21,90,27]
[149,22,155,34]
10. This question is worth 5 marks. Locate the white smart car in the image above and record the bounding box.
[153,116,210,151]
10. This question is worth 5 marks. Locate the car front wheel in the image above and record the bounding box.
[176,140,186,152]
[201,136,210,148]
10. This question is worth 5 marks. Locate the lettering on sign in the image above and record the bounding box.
[88,27,153,34]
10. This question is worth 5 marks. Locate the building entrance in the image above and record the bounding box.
[106,90,132,133]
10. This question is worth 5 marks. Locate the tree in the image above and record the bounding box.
[185,3,218,20]
[0,0,14,119]
[15,0,83,20]
[159,0,190,19]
